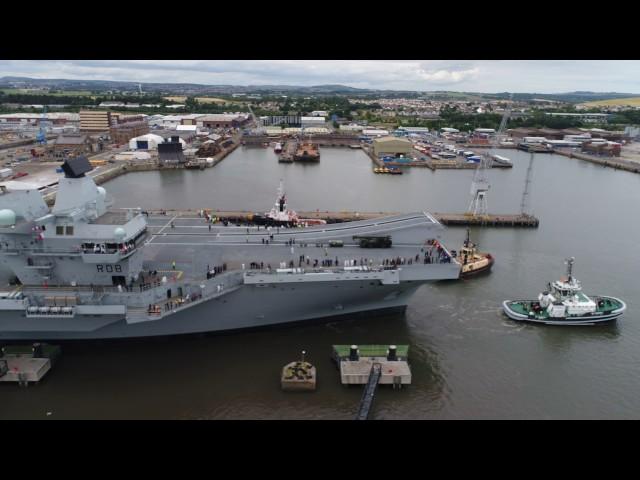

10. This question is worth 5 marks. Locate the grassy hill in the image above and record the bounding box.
[581,97,640,107]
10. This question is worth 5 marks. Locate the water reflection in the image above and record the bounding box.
[533,321,622,352]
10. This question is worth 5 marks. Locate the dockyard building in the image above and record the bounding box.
[372,136,413,156]
[80,110,112,132]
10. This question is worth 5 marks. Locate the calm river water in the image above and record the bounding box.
[2,146,640,419]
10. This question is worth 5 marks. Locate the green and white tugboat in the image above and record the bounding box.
[502,257,626,325]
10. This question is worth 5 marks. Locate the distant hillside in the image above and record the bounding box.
[0,77,378,95]
[486,91,640,103]
[0,77,638,101]
[581,97,640,107]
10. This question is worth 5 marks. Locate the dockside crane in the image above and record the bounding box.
[466,94,513,218]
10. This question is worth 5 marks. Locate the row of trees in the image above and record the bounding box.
[0,91,171,106]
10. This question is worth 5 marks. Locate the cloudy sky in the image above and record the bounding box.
[1,60,639,93]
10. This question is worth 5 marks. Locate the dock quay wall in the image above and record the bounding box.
[244,134,360,147]
[554,148,640,174]
[362,146,383,167]
[0,135,57,151]
[242,135,270,145]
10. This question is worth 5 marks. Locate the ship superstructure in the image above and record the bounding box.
[0,157,461,340]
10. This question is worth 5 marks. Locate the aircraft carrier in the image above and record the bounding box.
[0,157,460,340]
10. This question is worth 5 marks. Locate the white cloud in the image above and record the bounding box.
[0,60,639,93]
[416,67,479,84]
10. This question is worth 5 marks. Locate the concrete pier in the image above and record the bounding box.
[144,209,540,228]
[554,148,640,174]
[433,213,540,228]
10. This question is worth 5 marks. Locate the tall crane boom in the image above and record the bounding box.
[493,93,513,151]
[36,105,48,145]
[467,94,513,217]
[520,151,535,216]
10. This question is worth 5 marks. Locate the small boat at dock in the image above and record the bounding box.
[373,167,403,175]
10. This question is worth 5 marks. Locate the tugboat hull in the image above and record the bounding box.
[460,256,494,278]
[502,297,626,325]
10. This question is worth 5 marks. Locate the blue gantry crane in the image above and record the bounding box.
[36,106,48,144]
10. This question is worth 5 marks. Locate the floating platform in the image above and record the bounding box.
[341,357,411,386]
[281,360,317,391]
[333,345,411,387]
[0,344,61,386]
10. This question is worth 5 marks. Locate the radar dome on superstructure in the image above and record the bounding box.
[114,227,126,241]
[0,209,16,227]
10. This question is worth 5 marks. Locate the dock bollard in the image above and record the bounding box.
[32,343,43,358]
[349,345,359,361]
[387,345,397,361]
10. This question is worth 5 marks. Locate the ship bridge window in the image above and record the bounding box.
[56,226,64,235]
[66,226,74,235]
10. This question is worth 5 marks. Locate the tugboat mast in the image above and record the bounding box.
[277,179,286,212]
[565,256,575,281]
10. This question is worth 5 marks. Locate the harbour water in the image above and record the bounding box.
[1,146,640,419]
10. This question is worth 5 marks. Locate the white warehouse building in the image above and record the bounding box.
[301,116,326,127]
[129,134,175,150]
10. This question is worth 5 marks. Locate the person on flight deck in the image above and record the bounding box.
[172,261,176,270]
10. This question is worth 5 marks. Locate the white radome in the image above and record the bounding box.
[114,227,126,240]
[0,208,16,227]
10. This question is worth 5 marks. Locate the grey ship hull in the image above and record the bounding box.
[0,280,422,340]
[1,207,460,339]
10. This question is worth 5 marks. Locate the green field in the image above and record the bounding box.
[0,88,94,96]
[581,97,640,107]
